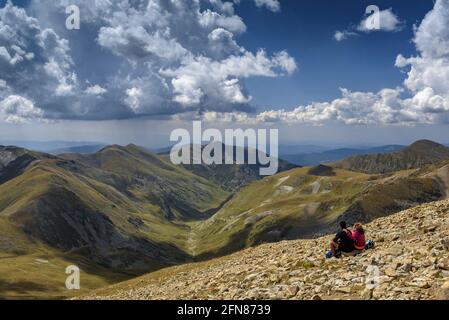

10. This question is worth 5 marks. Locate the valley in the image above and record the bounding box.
[0,140,448,299]
[3,0,449,303]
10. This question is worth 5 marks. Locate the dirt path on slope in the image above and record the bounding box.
[186,223,199,258]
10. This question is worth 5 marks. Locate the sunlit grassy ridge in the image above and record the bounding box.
[192,165,444,258]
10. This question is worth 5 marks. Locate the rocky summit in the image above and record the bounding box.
[81,199,449,300]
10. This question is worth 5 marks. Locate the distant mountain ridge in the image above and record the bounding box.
[159,143,297,191]
[282,145,405,166]
[334,140,449,174]
[278,144,330,156]
[51,144,106,155]
[0,140,105,153]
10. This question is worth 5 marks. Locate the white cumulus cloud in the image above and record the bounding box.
[334,31,358,42]
[0,0,296,122]
[335,7,404,42]
[253,0,281,12]
[357,8,404,33]
[205,0,449,126]
[85,85,107,96]
[0,95,43,123]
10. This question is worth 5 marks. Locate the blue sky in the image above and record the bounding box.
[238,0,435,108]
[1,0,449,147]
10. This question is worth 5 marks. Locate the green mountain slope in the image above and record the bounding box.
[0,146,56,184]
[0,145,230,298]
[60,144,229,220]
[191,163,446,259]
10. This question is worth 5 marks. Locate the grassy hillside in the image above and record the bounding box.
[61,144,229,220]
[191,164,445,258]
[0,218,130,300]
[0,145,230,299]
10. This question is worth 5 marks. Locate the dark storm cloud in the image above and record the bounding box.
[0,0,295,122]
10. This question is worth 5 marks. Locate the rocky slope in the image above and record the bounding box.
[0,146,54,184]
[334,140,449,174]
[81,199,449,300]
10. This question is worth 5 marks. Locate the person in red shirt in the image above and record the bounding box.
[326,222,373,258]
[351,223,366,252]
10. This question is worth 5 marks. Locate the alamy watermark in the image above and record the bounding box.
[65,5,80,30]
[170,121,279,176]
[65,265,80,290]
[365,5,380,31]
[365,265,380,290]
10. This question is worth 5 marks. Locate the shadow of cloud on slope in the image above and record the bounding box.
[0,279,49,300]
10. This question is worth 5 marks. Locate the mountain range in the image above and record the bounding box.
[0,143,293,298]
[334,140,449,174]
[158,143,297,192]
[0,140,105,154]
[281,145,406,166]
[1,139,449,299]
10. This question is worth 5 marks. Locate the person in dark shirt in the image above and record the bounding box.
[329,221,355,257]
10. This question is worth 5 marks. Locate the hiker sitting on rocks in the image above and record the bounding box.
[326,222,375,258]
[352,223,366,252]
[351,223,375,251]
[329,221,355,258]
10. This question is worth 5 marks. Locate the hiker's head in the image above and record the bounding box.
[354,223,365,235]
[339,221,347,229]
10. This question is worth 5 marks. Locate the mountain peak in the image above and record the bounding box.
[98,144,128,153]
[97,144,148,155]
[0,145,51,165]
[406,140,446,152]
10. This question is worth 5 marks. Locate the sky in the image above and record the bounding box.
[1,0,449,148]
